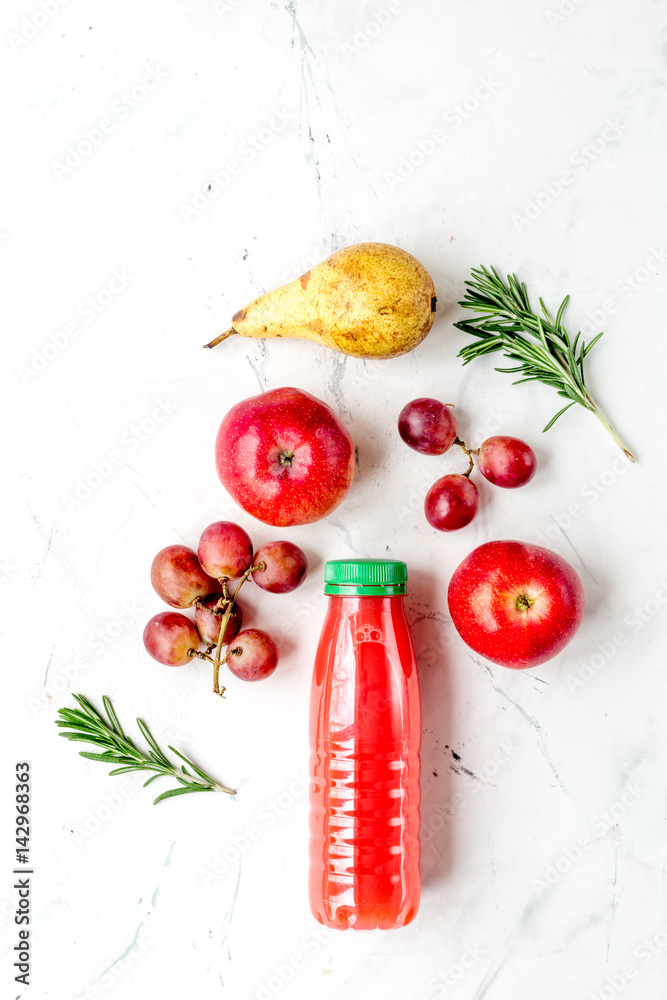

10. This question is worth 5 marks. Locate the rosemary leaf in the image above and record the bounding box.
[543,402,578,432]
[169,746,220,785]
[57,694,236,804]
[454,266,636,462]
[153,786,215,805]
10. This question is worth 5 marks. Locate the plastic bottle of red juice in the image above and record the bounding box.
[309,559,421,930]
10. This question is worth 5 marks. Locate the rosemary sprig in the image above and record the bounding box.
[56,694,236,804]
[454,265,636,462]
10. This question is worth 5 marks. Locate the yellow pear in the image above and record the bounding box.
[204,242,437,359]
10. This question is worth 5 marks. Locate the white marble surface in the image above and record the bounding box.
[2,0,667,997]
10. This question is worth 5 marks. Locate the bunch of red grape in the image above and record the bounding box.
[398,397,537,531]
[143,521,308,695]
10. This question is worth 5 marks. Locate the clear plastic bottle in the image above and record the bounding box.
[308,559,421,930]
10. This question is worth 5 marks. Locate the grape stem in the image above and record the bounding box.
[211,564,263,696]
[188,648,214,663]
[454,437,478,478]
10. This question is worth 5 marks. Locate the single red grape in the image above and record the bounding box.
[424,474,479,531]
[198,521,253,579]
[226,629,278,681]
[478,436,536,488]
[195,594,243,645]
[143,612,200,666]
[398,397,458,455]
[151,545,218,608]
[252,540,308,594]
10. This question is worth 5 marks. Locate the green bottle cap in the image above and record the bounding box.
[323,559,407,595]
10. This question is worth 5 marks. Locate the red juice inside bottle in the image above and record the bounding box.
[308,559,421,930]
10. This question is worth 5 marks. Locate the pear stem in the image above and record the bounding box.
[203,328,237,349]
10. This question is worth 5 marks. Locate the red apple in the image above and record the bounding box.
[215,387,355,527]
[447,540,585,669]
